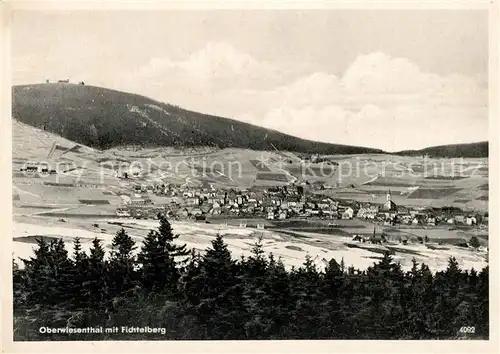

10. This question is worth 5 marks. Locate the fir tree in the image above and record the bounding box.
[287,255,323,339]
[137,215,189,296]
[72,237,87,264]
[67,237,88,309]
[82,238,108,307]
[241,235,273,339]
[320,257,345,336]
[108,229,137,298]
[21,238,73,305]
[476,266,489,338]
[183,234,244,339]
[263,255,291,339]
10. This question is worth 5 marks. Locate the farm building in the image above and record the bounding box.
[127,197,153,206]
[79,199,110,205]
[116,209,131,217]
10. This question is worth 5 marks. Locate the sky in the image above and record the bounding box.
[11,10,488,151]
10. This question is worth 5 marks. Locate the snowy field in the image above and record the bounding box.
[12,218,487,273]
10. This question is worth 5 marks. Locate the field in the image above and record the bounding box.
[249,159,271,171]
[255,172,289,182]
[407,188,461,199]
[13,215,488,273]
[11,121,489,274]
[13,120,488,206]
[285,164,336,177]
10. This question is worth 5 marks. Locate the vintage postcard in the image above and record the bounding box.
[1,1,498,353]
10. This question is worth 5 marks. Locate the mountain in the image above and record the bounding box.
[394,142,488,158]
[12,83,383,155]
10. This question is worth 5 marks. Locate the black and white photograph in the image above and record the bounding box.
[2,1,498,350]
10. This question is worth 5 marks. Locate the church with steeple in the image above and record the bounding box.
[382,189,397,211]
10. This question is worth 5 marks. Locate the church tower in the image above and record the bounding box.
[383,189,396,211]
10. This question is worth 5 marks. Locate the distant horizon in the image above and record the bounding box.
[12,10,488,151]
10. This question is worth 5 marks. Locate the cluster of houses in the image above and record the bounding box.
[353,191,485,227]
[115,183,487,229]
[19,165,58,175]
[118,183,350,220]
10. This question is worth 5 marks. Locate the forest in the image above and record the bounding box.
[13,215,489,340]
[13,84,383,154]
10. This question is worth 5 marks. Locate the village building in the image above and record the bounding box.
[210,206,222,215]
[398,213,412,224]
[357,205,379,219]
[176,208,189,218]
[195,214,207,222]
[191,207,203,216]
[342,207,355,219]
[351,234,363,242]
[370,227,387,244]
[322,210,335,218]
[455,215,465,223]
[280,201,289,210]
[382,190,397,211]
[466,216,477,226]
[200,203,212,214]
[186,197,200,206]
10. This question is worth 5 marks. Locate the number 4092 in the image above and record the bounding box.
[459,326,476,334]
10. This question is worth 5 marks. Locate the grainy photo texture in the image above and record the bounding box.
[10,8,490,341]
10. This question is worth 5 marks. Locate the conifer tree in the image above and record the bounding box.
[241,235,273,339]
[137,214,189,296]
[82,238,108,306]
[51,239,75,304]
[183,233,244,339]
[21,238,73,305]
[12,257,22,307]
[67,237,88,309]
[321,257,345,336]
[264,255,291,338]
[72,237,87,264]
[287,255,323,339]
[476,266,489,337]
[108,229,137,297]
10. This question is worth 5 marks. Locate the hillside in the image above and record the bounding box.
[12,83,383,154]
[394,142,488,158]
